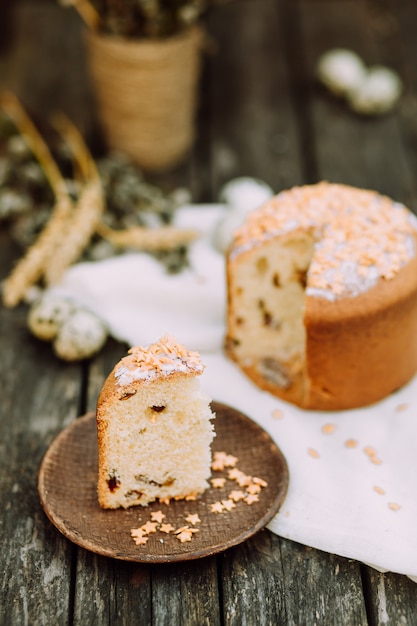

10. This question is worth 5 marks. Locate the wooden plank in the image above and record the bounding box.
[72,551,152,626]
[379,0,417,213]
[204,0,304,197]
[362,568,417,625]
[151,559,221,626]
[279,538,368,625]
[0,2,95,139]
[220,531,368,625]
[219,531,288,624]
[299,0,416,205]
[0,282,82,624]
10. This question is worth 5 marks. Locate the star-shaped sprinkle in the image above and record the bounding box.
[151,510,166,523]
[212,451,238,471]
[246,483,261,495]
[210,501,224,513]
[236,474,252,488]
[223,454,238,468]
[229,490,246,502]
[252,477,268,487]
[185,513,201,525]
[159,497,171,505]
[221,499,236,511]
[131,528,146,539]
[175,526,199,542]
[160,523,175,534]
[176,530,193,543]
[211,477,226,488]
[141,521,158,534]
[228,468,244,480]
[245,494,259,505]
[132,536,149,546]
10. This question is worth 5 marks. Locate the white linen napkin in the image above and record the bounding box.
[51,204,417,580]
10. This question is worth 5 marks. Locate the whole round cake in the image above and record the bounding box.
[225,182,417,410]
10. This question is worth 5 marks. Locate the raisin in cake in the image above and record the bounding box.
[97,335,215,508]
[225,182,417,410]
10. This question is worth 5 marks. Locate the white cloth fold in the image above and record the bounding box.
[51,204,417,579]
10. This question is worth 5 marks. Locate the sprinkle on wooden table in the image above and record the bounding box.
[160,523,175,534]
[236,473,253,487]
[228,468,244,480]
[253,477,268,487]
[176,530,193,543]
[132,536,149,546]
[308,447,320,459]
[131,527,146,539]
[229,490,246,502]
[245,494,260,505]
[151,510,166,523]
[210,501,225,513]
[211,451,230,471]
[223,454,239,468]
[185,513,201,525]
[211,477,226,488]
[221,499,236,511]
[141,521,158,534]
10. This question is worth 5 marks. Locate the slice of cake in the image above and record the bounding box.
[96,335,215,509]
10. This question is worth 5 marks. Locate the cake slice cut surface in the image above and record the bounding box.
[96,335,215,509]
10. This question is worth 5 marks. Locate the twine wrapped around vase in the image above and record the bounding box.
[85,26,202,171]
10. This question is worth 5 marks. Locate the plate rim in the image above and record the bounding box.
[38,401,289,562]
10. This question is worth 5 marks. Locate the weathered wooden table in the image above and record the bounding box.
[1,1,417,623]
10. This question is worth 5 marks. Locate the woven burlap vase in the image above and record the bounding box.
[85,26,202,171]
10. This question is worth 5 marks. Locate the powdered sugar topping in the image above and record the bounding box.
[230,182,417,299]
[115,335,204,386]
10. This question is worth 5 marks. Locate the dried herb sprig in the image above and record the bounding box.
[45,114,105,284]
[0,93,75,307]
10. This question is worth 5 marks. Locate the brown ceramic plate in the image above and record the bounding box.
[38,402,289,562]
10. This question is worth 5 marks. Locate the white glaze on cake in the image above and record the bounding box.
[231,182,417,301]
[114,335,204,386]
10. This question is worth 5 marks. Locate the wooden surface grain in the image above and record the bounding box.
[1,0,417,624]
